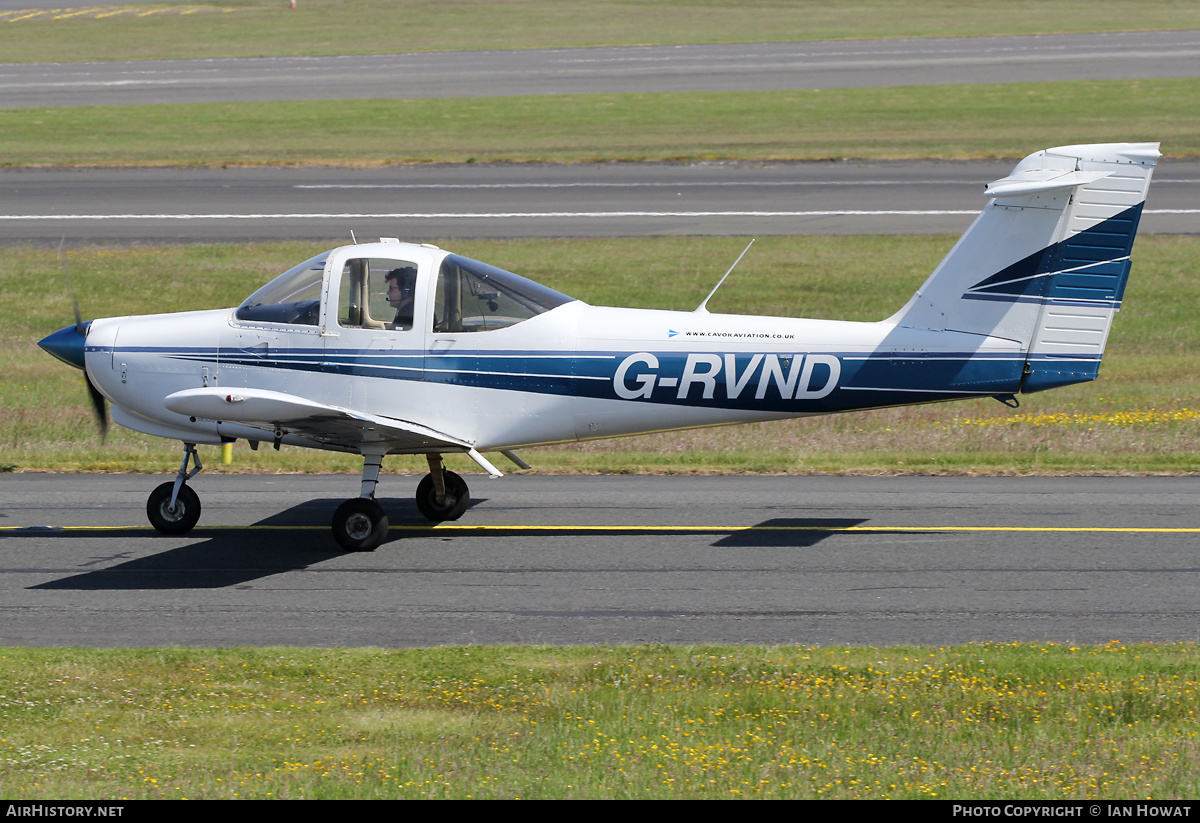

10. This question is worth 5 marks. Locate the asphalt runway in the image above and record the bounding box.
[2,473,1199,647]
[3,160,1198,243]
[4,30,1200,107]
[3,30,1198,242]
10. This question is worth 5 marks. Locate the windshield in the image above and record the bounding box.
[235,251,330,326]
[434,255,574,333]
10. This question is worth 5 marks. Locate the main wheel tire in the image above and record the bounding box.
[146,482,202,535]
[415,471,470,522]
[332,498,389,552]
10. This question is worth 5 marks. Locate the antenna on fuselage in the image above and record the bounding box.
[694,239,754,314]
[350,230,358,244]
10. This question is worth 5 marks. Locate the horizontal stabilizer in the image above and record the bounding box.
[983,169,1113,198]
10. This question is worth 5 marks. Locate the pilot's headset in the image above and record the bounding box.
[392,266,417,298]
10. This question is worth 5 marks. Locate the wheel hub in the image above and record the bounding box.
[344,512,374,540]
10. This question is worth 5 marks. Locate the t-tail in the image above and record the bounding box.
[885,142,1160,392]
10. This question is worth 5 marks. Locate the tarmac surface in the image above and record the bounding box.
[3,159,1197,243]
[3,473,1199,647]
[4,30,1199,107]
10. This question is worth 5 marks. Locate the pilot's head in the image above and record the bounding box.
[385,266,417,310]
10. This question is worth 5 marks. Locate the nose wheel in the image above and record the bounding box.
[147,442,203,535]
[147,481,202,534]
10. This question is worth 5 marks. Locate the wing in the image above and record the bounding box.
[162,387,500,472]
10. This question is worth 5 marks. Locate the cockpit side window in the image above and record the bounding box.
[433,255,574,333]
[337,258,420,331]
[235,252,329,326]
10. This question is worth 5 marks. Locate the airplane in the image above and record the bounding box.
[39,142,1160,551]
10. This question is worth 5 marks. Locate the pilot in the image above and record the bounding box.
[384,266,417,330]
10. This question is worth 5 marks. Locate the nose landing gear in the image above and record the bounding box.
[147,442,203,535]
[147,481,202,534]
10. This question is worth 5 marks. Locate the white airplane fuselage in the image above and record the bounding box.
[82,298,1022,456]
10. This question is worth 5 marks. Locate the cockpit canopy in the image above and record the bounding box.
[235,251,329,326]
[434,254,573,332]
[234,246,575,332]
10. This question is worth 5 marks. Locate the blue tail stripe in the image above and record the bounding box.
[966,203,1142,302]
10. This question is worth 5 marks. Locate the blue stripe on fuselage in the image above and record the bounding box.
[119,346,1030,413]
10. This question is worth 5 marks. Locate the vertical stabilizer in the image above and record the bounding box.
[885,142,1159,392]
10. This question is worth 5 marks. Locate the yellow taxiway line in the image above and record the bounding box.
[4,525,1200,534]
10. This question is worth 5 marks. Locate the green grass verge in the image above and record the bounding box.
[5,235,1200,476]
[7,79,1199,166]
[4,0,1200,63]
[1,643,1197,799]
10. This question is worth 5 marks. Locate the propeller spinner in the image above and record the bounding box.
[39,267,110,439]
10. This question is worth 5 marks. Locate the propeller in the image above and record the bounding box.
[38,240,109,441]
[82,358,110,442]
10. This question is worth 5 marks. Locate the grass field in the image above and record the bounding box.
[7,79,1199,167]
[6,235,1200,476]
[1,643,1197,799]
[4,1,1199,63]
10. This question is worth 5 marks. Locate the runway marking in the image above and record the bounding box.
[5,524,1200,534]
[1,209,1194,221]
[0,7,231,22]
[0,210,978,220]
[290,176,1188,190]
[376,525,1200,533]
[294,181,983,190]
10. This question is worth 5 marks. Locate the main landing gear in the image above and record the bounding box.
[145,444,473,552]
[331,450,389,552]
[415,454,470,522]
[330,452,470,552]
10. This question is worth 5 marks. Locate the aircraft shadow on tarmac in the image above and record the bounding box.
[25,509,894,591]
[26,497,446,591]
[713,518,874,547]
